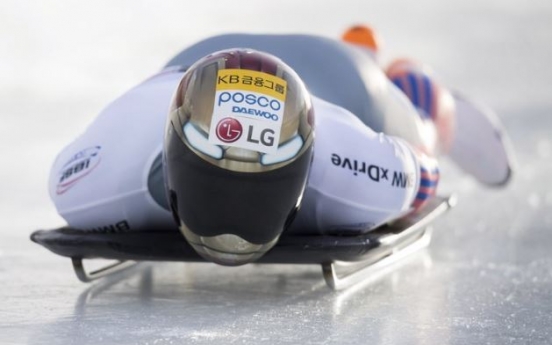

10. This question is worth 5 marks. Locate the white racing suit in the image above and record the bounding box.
[48,34,439,235]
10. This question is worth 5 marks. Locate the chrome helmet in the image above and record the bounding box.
[164,48,314,265]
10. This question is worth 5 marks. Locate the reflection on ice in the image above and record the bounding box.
[24,250,441,344]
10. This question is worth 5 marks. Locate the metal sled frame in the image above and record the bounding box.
[32,195,455,290]
[322,226,433,290]
[71,258,138,283]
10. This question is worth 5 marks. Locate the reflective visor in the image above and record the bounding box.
[164,125,313,244]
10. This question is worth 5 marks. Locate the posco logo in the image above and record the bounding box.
[218,91,281,112]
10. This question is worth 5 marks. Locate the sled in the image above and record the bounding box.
[31,195,455,290]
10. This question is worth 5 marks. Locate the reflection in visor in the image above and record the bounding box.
[261,135,304,165]
[180,224,279,266]
[183,122,223,159]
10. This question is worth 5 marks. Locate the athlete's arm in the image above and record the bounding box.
[290,96,439,235]
[48,68,184,231]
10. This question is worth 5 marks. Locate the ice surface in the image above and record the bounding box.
[1,0,552,344]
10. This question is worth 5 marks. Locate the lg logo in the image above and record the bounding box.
[216,117,243,143]
[215,117,275,147]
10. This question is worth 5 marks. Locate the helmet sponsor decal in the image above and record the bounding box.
[330,153,415,189]
[208,69,287,154]
[56,146,101,195]
[215,117,243,143]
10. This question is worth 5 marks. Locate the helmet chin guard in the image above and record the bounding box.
[164,48,315,265]
[179,225,279,266]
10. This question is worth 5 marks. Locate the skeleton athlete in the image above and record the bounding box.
[49,29,512,265]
